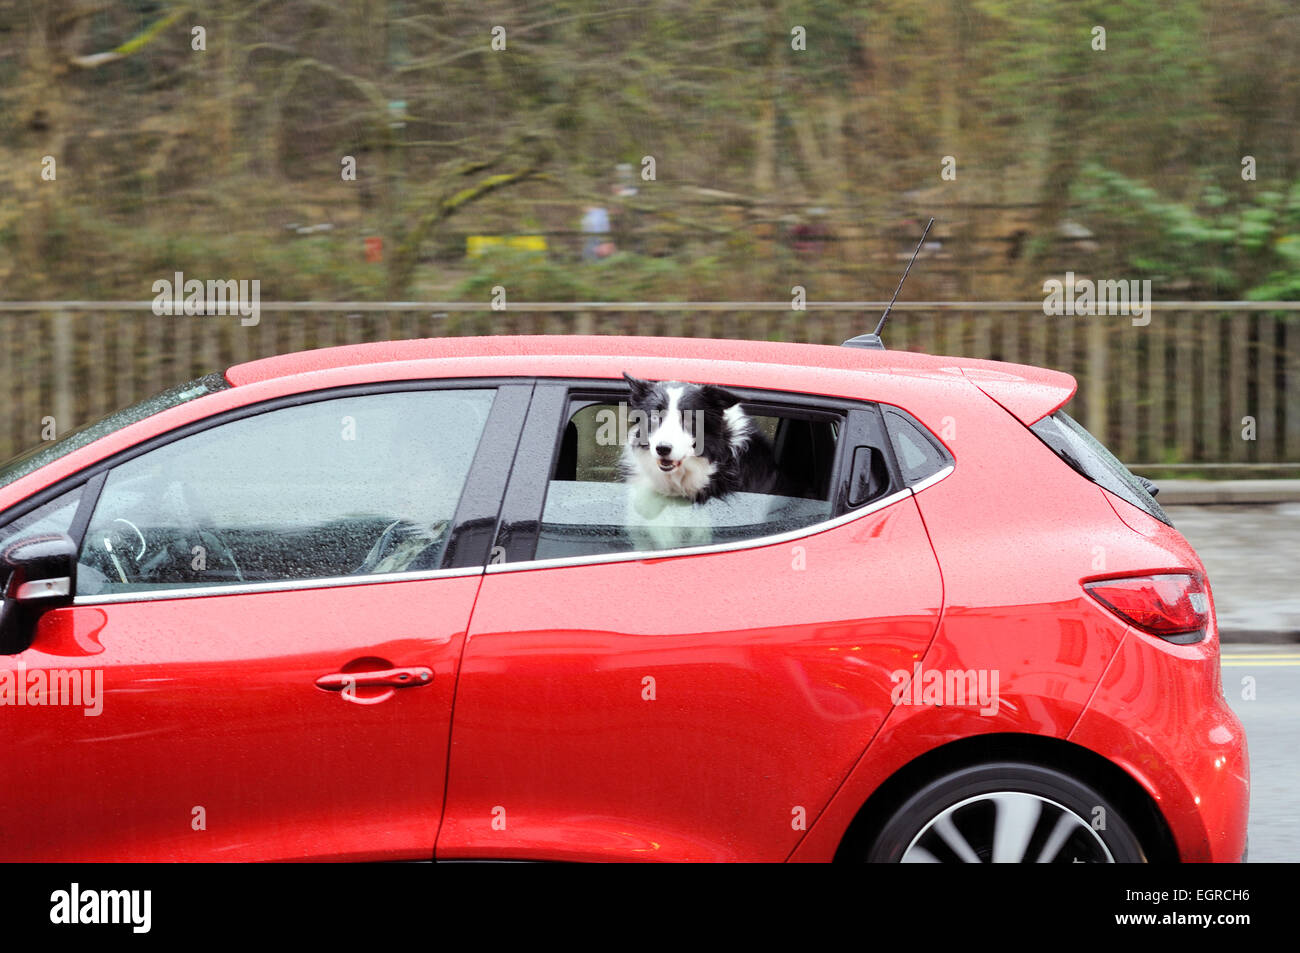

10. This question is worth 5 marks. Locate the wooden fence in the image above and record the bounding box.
[0,302,1297,473]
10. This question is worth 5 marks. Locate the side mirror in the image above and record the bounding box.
[0,534,77,654]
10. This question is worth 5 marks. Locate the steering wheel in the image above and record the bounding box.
[96,518,148,584]
[172,483,245,583]
[195,525,245,582]
[357,519,408,574]
[356,518,448,574]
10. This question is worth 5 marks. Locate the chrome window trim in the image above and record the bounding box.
[907,464,955,494]
[66,462,956,596]
[72,565,483,605]
[485,468,953,575]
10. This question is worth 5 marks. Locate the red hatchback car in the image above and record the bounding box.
[0,335,1248,862]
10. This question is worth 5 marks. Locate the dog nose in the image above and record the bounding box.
[655,443,672,457]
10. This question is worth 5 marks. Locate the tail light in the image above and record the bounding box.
[1083,573,1210,644]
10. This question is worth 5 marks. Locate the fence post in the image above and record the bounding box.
[1148,311,1166,465]
[1257,313,1276,463]
[1118,321,1137,462]
[1202,314,1221,462]
[1229,313,1249,461]
[1174,312,1195,461]
[0,314,12,459]
[52,310,73,439]
[1086,319,1107,442]
[1286,315,1300,461]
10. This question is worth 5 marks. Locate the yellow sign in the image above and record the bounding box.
[467,235,548,257]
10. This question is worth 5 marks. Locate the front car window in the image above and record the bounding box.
[0,488,83,553]
[0,487,84,595]
[76,388,494,595]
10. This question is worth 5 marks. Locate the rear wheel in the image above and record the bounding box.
[865,762,1147,863]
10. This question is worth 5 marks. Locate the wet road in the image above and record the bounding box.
[1164,504,1300,640]
[1220,645,1300,862]
[1118,504,1296,860]
[1157,506,1296,861]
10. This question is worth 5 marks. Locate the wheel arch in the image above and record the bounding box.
[831,732,1179,862]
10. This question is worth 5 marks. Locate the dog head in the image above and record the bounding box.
[622,372,744,480]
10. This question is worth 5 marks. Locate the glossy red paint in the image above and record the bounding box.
[436,499,942,862]
[0,335,1248,862]
[2,578,477,861]
[221,334,1077,394]
[789,413,1246,863]
[956,365,1076,426]
[1068,625,1249,863]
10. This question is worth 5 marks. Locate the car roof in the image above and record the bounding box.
[225,335,1077,425]
[0,335,1077,510]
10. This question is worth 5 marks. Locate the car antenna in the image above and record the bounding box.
[842,217,934,350]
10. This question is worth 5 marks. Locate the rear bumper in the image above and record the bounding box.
[1068,627,1249,862]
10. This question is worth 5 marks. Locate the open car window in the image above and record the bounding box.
[537,482,832,560]
[532,395,841,561]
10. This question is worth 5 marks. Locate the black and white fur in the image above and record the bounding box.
[620,372,782,504]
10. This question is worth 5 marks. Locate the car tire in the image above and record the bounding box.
[865,762,1148,863]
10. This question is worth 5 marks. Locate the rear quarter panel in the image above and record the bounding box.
[793,385,1203,860]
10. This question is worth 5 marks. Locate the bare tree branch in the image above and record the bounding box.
[69,5,188,70]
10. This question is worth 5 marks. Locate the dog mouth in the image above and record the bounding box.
[657,458,682,472]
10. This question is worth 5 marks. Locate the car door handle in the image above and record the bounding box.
[315,667,433,691]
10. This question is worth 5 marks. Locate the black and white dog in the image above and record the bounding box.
[620,372,783,504]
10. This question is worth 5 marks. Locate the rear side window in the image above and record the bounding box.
[883,408,953,486]
[1031,411,1171,526]
[538,482,833,560]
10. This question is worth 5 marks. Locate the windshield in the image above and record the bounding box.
[0,373,229,490]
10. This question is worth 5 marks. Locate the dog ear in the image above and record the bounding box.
[697,384,741,410]
[622,372,654,402]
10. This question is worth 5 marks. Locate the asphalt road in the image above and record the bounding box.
[1221,644,1300,862]
[1164,503,1300,641]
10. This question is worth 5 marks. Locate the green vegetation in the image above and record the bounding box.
[1075,167,1300,300]
[1,0,1297,304]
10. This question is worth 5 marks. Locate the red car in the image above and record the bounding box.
[0,335,1248,862]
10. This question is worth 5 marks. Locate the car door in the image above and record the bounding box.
[437,381,944,862]
[0,382,529,861]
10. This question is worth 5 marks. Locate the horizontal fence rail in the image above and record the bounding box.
[0,302,1297,474]
[2,300,1298,311]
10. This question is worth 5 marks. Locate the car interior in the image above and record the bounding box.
[552,401,839,497]
[536,399,842,560]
